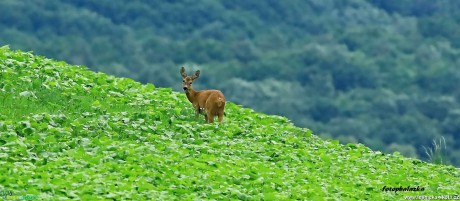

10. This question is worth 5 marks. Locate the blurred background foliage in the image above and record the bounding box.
[1,0,459,166]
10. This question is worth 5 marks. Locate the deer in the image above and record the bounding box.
[180,67,226,123]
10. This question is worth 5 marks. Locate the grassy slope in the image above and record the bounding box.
[0,46,459,200]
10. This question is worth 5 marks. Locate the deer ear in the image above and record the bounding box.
[193,70,200,80]
[180,67,187,78]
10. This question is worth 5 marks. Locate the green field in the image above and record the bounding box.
[1,46,459,200]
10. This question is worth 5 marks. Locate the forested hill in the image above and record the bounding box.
[1,0,460,165]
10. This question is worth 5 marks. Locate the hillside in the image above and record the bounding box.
[1,47,459,200]
[2,0,460,165]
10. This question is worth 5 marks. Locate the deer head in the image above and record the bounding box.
[180,66,200,92]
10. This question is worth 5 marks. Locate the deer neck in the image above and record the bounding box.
[185,88,199,104]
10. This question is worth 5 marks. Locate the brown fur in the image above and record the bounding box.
[180,67,226,123]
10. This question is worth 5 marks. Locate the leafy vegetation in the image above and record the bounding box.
[1,47,460,200]
[1,0,460,166]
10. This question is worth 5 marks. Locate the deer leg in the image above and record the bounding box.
[197,107,207,122]
[203,111,208,122]
[195,109,200,119]
[195,106,200,119]
[206,110,214,123]
[218,111,224,122]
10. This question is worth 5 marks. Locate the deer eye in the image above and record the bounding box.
[182,80,185,83]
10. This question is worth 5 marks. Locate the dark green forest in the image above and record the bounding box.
[1,0,459,166]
